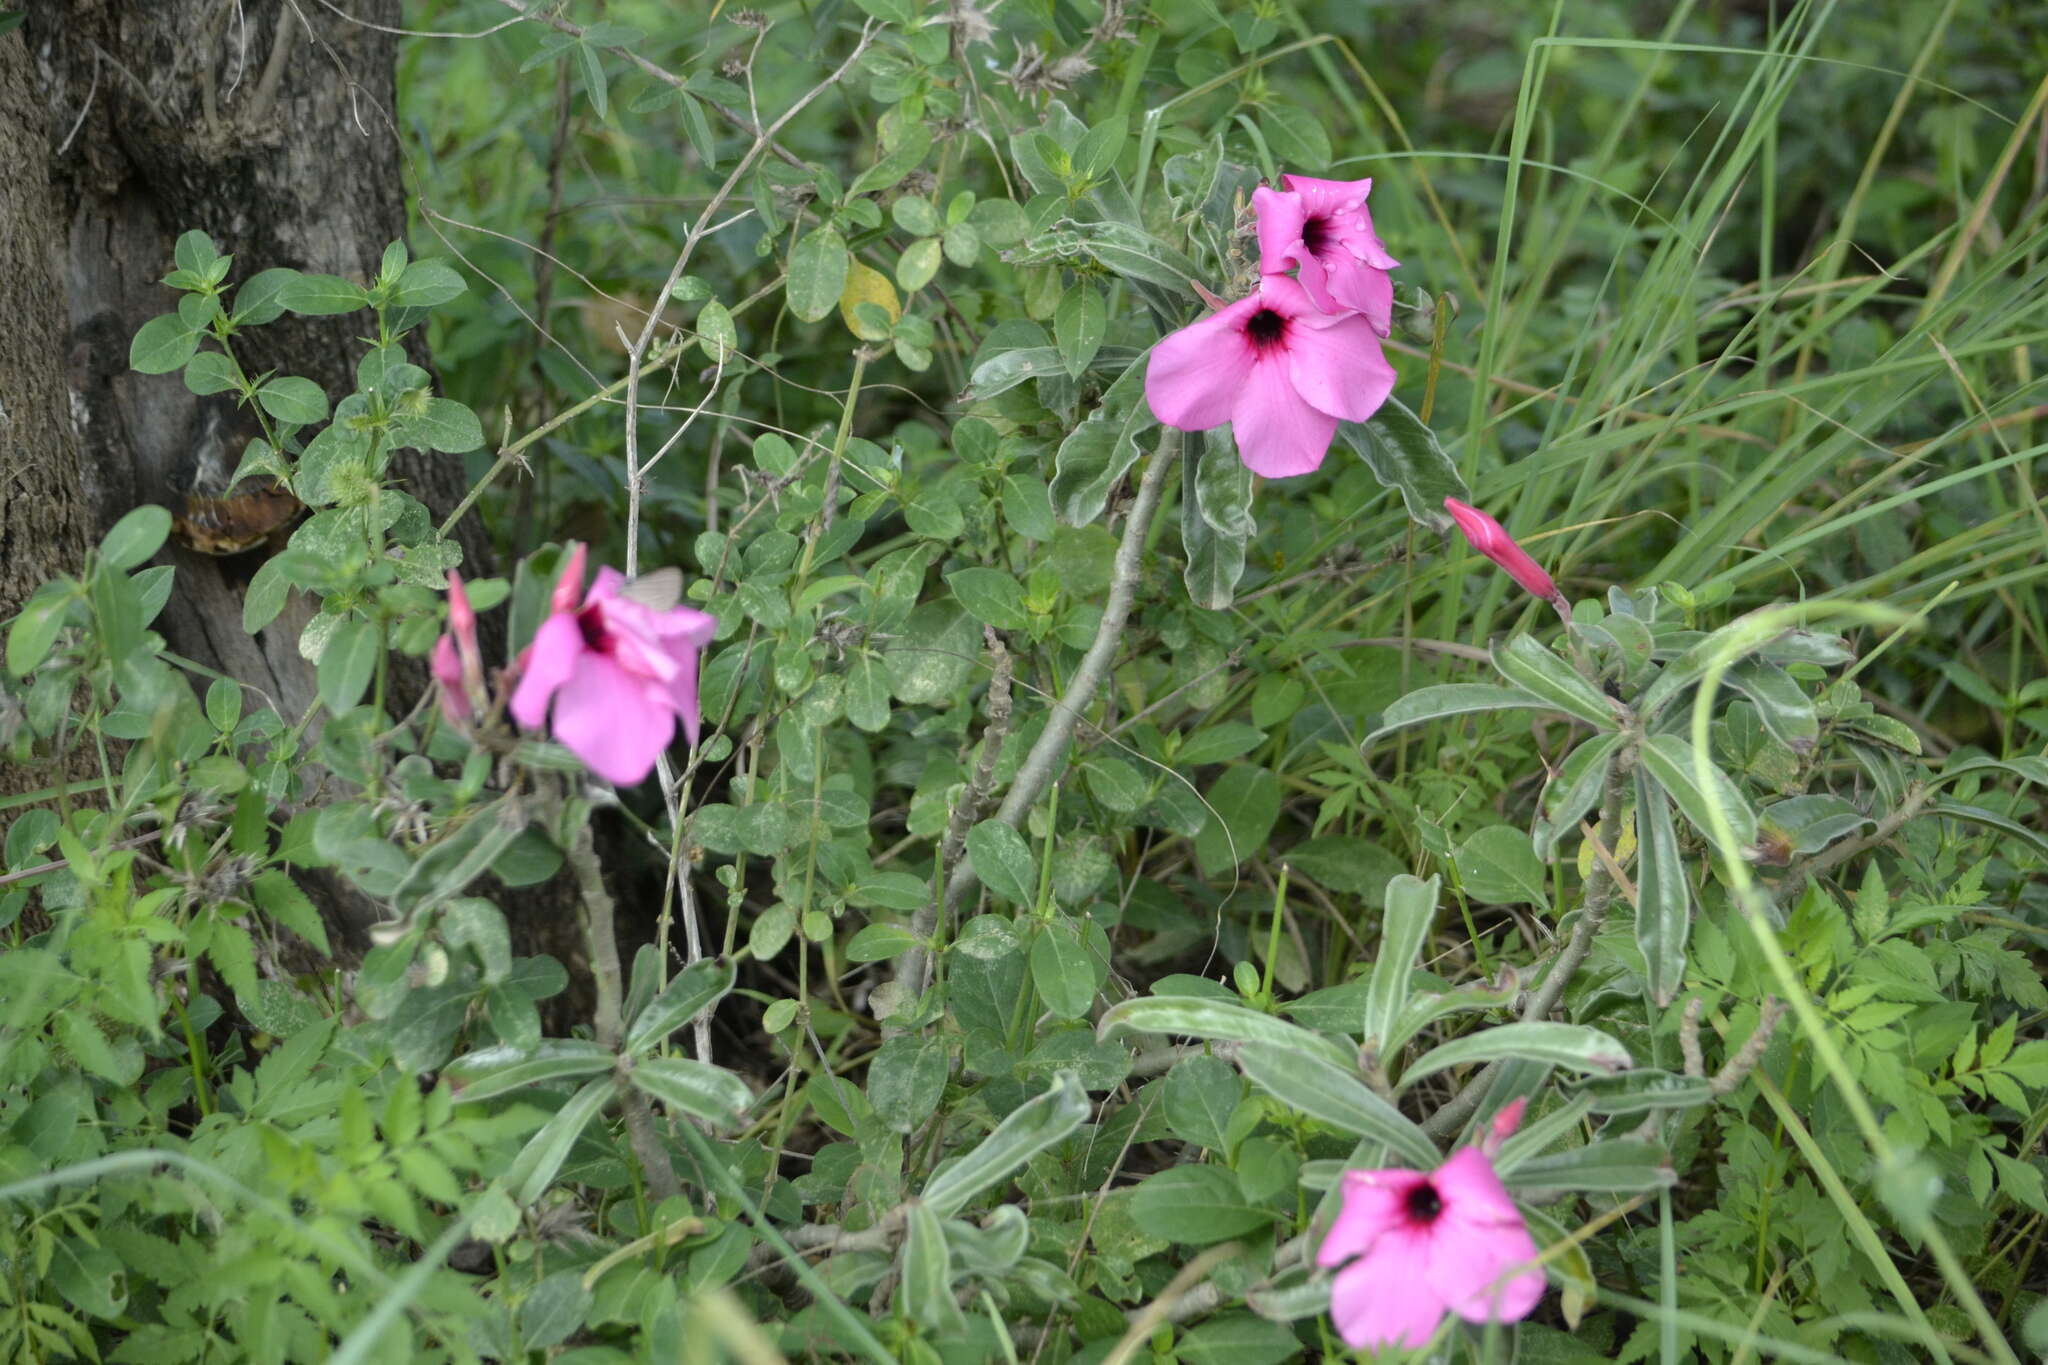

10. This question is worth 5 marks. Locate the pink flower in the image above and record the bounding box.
[1444,497,1565,608]
[509,544,717,786]
[1318,1147,1546,1352]
[433,571,485,725]
[1145,275,1396,479]
[1253,175,1399,334]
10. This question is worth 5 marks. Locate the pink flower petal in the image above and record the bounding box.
[1252,185,1309,273]
[1431,1148,1528,1227]
[509,613,584,729]
[1283,310,1397,424]
[1431,1209,1545,1325]
[1229,352,1338,478]
[587,565,627,604]
[550,653,675,786]
[1318,1168,1426,1267]
[1281,173,1373,217]
[1327,261,1395,337]
[1330,1228,1451,1351]
[1145,296,1261,431]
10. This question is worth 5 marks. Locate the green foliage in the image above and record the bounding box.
[3,0,2046,1362]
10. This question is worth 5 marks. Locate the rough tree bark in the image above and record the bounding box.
[0,4,570,960]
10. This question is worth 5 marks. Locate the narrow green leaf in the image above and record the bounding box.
[630,1056,752,1125]
[99,506,172,571]
[922,1072,1089,1218]
[1235,1041,1437,1167]
[1634,768,1690,1008]
[1098,995,1355,1071]
[1367,683,1551,740]
[965,820,1034,905]
[443,1040,616,1103]
[315,616,379,713]
[1362,874,1438,1051]
[1638,733,1758,851]
[1401,1021,1631,1089]
[508,1078,615,1205]
[623,958,736,1055]
[1334,397,1468,532]
[1490,635,1618,728]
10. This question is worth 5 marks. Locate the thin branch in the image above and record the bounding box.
[1772,782,1930,906]
[566,818,681,1203]
[936,433,1179,916]
[896,629,1014,997]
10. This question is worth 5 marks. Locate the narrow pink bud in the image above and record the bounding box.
[1481,1097,1527,1156]
[431,635,472,724]
[550,543,589,615]
[1444,497,1562,606]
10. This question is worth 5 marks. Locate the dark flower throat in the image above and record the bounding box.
[577,604,611,651]
[1302,214,1332,255]
[1404,1181,1444,1224]
[1245,308,1288,350]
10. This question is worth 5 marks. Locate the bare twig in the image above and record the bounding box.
[936,434,1179,917]
[566,817,681,1203]
[1772,782,1930,906]
[1709,997,1786,1097]
[896,630,1014,997]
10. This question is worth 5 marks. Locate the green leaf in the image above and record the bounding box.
[8,585,73,676]
[1163,1054,1242,1152]
[1051,357,1156,525]
[243,556,292,635]
[966,820,1035,905]
[391,259,468,308]
[1367,683,1552,740]
[1236,1041,1438,1167]
[624,958,736,1055]
[1258,102,1332,169]
[1030,919,1098,1020]
[1637,733,1758,851]
[230,266,299,325]
[316,616,379,713]
[1193,764,1281,877]
[1454,826,1548,906]
[1401,1022,1631,1090]
[1363,874,1438,1050]
[520,1269,594,1351]
[173,228,220,275]
[1129,1165,1272,1244]
[1725,659,1819,751]
[1633,767,1690,1008]
[1501,1139,1675,1194]
[1334,398,1468,532]
[400,397,486,453]
[946,567,1030,631]
[631,1056,751,1126]
[896,237,943,293]
[443,1040,616,1103]
[128,314,200,374]
[1490,635,1618,728]
[922,1072,1090,1218]
[868,1034,949,1136]
[1098,995,1355,1071]
[99,506,172,571]
[1181,434,1248,609]
[251,869,328,953]
[182,350,243,396]
[1054,284,1106,379]
[849,0,914,21]
[1176,1314,1304,1365]
[1534,731,1622,859]
[901,1201,965,1334]
[787,226,850,323]
[256,375,329,426]
[278,273,369,316]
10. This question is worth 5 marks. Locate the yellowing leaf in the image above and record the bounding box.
[839,260,900,341]
[1577,813,1637,880]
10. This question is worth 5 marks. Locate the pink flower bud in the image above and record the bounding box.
[550,543,589,616]
[431,634,472,724]
[1444,497,1563,607]
[1481,1097,1527,1156]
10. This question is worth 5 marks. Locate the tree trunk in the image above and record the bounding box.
[24,0,495,720]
